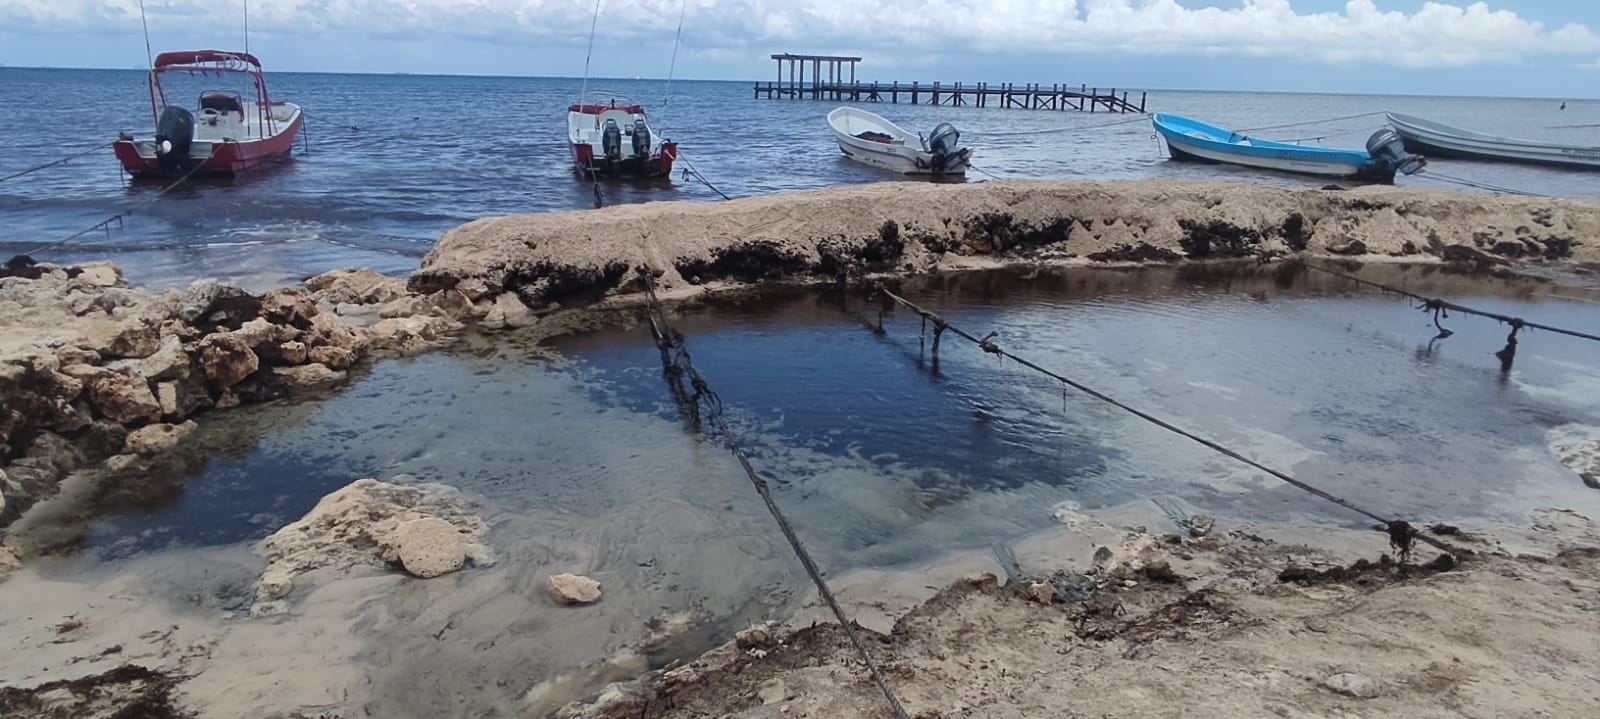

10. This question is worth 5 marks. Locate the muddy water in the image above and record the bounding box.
[14,261,1600,717]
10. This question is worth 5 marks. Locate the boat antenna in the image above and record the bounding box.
[656,0,689,137]
[137,0,153,68]
[577,0,602,105]
[244,0,250,55]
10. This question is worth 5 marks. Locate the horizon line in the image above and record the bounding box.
[0,64,1594,103]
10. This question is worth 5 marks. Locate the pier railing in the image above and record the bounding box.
[753,80,1146,113]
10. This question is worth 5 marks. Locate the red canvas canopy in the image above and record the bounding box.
[569,103,646,115]
[153,50,263,71]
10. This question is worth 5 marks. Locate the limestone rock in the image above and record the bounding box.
[278,340,308,365]
[548,573,602,605]
[307,345,356,370]
[270,363,346,392]
[72,365,161,424]
[254,478,489,602]
[123,420,197,455]
[259,288,319,327]
[104,320,160,359]
[483,293,536,330]
[140,335,190,381]
[198,333,259,390]
[179,279,253,325]
[304,268,408,306]
[387,517,469,579]
[305,312,368,353]
[156,382,180,417]
[74,261,122,287]
[1187,515,1216,538]
[54,345,100,367]
[366,316,460,356]
[231,317,295,350]
[1027,581,1055,605]
[1322,672,1378,699]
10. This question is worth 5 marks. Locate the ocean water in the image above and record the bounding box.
[2,68,1599,290]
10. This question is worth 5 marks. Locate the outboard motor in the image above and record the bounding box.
[154,105,195,175]
[631,119,652,159]
[1366,128,1426,176]
[601,119,623,162]
[927,122,967,173]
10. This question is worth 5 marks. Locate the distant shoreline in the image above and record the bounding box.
[0,65,1593,102]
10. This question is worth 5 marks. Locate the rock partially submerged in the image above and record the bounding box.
[0,262,468,529]
[253,477,490,604]
[409,180,1600,311]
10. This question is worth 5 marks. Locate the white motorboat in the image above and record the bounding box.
[827,106,971,175]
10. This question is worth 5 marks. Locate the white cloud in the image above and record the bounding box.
[4,0,1599,69]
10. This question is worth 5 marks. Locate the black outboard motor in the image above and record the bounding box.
[154,105,195,175]
[927,122,967,173]
[601,119,623,162]
[1366,128,1426,176]
[631,119,652,159]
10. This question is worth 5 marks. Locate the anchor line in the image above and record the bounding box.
[1235,111,1386,134]
[1295,261,1600,344]
[19,160,209,257]
[0,141,116,184]
[869,285,1459,560]
[676,152,732,200]
[636,268,911,719]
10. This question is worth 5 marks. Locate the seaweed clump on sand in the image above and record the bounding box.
[0,664,194,719]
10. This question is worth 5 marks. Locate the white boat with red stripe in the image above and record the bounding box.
[567,97,678,178]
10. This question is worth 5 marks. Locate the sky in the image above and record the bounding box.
[1,1,1598,97]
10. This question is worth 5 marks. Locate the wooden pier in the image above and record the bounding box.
[759,53,1146,113]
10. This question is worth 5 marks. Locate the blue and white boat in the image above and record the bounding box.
[1152,112,1426,183]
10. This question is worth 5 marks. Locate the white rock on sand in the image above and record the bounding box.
[254,478,490,603]
[548,573,602,605]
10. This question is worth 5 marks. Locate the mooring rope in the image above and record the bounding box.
[18,159,208,257]
[1236,111,1386,134]
[870,285,1456,559]
[637,268,911,719]
[1295,260,1599,374]
[0,141,118,185]
[676,152,733,200]
[1421,171,1546,198]
[976,113,1151,138]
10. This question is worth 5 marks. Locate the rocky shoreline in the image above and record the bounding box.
[7,179,1599,547]
[2,179,1599,716]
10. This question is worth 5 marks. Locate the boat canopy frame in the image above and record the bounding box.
[146,50,280,140]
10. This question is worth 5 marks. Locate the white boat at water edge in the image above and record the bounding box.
[827,106,972,176]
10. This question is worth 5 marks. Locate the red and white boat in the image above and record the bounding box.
[567,99,677,178]
[113,50,302,178]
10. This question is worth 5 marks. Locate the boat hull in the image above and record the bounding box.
[827,106,970,176]
[1387,112,1600,170]
[115,110,302,178]
[1154,112,1395,182]
[569,140,678,178]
